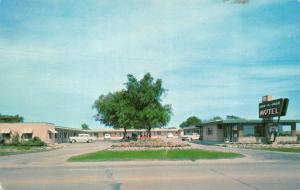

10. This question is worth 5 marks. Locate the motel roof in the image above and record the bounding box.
[55,126,181,133]
[196,119,300,126]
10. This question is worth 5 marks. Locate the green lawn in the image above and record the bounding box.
[260,147,300,153]
[0,145,33,150]
[0,151,25,156]
[68,149,242,162]
[0,145,44,156]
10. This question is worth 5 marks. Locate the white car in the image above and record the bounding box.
[104,133,111,140]
[181,133,200,141]
[69,134,96,143]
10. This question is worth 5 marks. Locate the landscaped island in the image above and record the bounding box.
[68,149,242,162]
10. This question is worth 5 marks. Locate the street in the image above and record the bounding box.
[0,141,300,190]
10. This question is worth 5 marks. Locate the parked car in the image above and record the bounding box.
[104,133,111,140]
[181,133,200,141]
[69,134,96,143]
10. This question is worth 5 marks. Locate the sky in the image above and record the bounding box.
[0,0,299,129]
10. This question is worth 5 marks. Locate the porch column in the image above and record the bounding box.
[291,123,296,136]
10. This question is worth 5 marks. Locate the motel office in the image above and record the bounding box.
[184,119,299,143]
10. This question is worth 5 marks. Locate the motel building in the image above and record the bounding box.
[184,95,299,144]
[0,123,182,145]
[183,117,299,144]
[0,119,299,145]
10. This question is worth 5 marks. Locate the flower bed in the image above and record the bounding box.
[111,138,190,149]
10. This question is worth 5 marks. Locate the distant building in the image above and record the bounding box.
[0,123,182,144]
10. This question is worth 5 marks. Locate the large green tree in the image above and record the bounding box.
[179,116,202,128]
[93,91,134,138]
[125,73,171,136]
[93,73,171,138]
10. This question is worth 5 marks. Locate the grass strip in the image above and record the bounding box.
[68,149,242,162]
[0,145,47,156]
[259,147,300,153]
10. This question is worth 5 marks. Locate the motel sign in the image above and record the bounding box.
[259,98,289,118]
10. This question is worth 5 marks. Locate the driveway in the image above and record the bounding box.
[0,141,113,167]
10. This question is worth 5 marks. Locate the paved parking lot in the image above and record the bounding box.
[0,141,114,167]
[0,141,300,190]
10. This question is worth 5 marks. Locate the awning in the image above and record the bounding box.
[48,129,58,134]
[0,128,11,134]
[20,128,33,134]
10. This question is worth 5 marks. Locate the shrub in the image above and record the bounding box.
[4,135,46,147]
[10,133,20,146]
[22,137,46,146]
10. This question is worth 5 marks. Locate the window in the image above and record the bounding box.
[49,133,53,139]
[157,131,161,135]
[278,125,292,136]
[2,133,11,139]
[207,128,213,135]
[243,125,255,137]
[22,133,32,139]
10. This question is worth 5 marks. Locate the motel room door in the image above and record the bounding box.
[224,125,232,142]
[199,127,203,140]
[255,125,265,137]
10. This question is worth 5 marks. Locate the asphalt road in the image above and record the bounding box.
[0,141,300,190]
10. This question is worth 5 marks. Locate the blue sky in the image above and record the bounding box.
[0,0,299,129]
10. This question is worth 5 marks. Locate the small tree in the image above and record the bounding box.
[81,123,90,130]
[226,115,241,120]
[209,116,223,121]
[10,133,20,146]
[180,116,202,128]
[0,114,24,123]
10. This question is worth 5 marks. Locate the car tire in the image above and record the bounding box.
[72,139,76,143]
[87,139,92,143]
